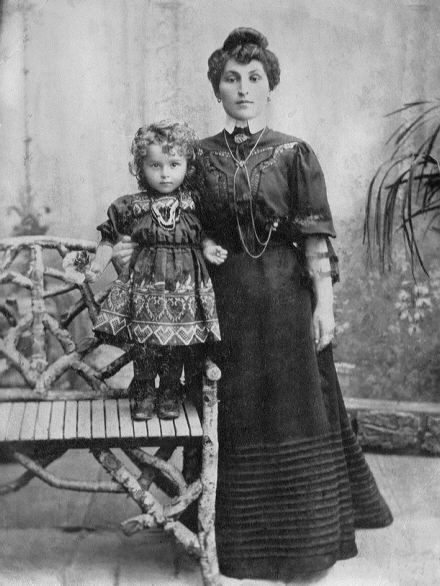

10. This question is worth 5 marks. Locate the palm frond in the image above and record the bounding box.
[364,155,413,261]
[364,99,440,273]
[390,112,438,159]
[385,100,434,117]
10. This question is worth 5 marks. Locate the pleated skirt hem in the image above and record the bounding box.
[215,425,393,582]
[219,543,358,582]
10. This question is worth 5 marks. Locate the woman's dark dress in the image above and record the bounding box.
[197,128,392,581]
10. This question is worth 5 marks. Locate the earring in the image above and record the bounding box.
[267,94,271,102]
[217,97,222,103]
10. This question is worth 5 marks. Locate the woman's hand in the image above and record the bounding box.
[305,235,335,352]
[312,300,336,353]
[84,267,101,283]
[86,242,114,282]
[203,238,228,265]
[112,236,138,273]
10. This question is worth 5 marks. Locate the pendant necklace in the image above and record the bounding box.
[224,127,274,259]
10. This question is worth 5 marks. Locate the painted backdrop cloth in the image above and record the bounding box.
[94,189,220,346]
[197,129,392,581]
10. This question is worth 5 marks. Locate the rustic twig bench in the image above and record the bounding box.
[0,236,221,586]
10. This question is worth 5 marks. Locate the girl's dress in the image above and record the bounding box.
[94,188,220,347]
[196,128,392,581]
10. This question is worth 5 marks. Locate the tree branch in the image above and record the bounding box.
[12,450,124,493]
[0,235,96,252]
[0,449,67,495]
[78,282,100,324]
[0,302,17,326]
[120,514,202,557]
[29,245,48,378]
[0,245,20,272]
[198,378,221,585]
[164,480,202,519]
[91,448,166,522]
[41,353,108,393]
[126,447,187,494]
[125,445,178,497]
[43,283,77,299]
[43,267,69,281]
[0,270,33,289]
[0,316,36,387]
[60,288,109,328]
[92,448,201,554]
[43,314,76,353]
[99,348,134,380]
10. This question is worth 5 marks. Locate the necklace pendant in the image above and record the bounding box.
[237,160,245,168]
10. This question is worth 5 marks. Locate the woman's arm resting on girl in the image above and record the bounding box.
[110,236,138,274]
[305,235,335,352]
[87,242,114,281]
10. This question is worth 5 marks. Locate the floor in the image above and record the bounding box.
[0,450,439,586]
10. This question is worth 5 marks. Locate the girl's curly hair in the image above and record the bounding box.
[129,120,198,191]
[207,27,281,95]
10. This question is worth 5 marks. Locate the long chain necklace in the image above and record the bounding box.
[223,127,274,259]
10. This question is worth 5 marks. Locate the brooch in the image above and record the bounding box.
[234,133,249,144]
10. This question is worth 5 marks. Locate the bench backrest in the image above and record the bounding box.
[0,236,129,401]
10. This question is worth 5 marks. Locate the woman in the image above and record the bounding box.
[113,27,392,582]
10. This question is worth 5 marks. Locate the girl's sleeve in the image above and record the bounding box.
[289,142,336,238]
[96,201,123,245]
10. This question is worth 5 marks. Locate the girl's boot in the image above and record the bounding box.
[129,378,156,420]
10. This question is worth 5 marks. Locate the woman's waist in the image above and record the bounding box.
[213,230,303,254]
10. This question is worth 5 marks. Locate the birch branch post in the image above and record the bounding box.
[198,377,221,586]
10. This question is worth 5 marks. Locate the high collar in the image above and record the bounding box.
[224,112,267,135]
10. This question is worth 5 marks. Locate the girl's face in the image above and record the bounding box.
[142,144,187,194]
[217,58,270,123]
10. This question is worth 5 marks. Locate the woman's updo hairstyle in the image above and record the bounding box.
[207,27,280,94]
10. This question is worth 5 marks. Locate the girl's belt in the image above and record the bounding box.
[139,242,201,249]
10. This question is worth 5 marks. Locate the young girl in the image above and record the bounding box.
[88,120,224,420]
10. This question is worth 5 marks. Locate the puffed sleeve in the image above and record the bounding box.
[193,149,216,240]
[96,202,124,245]
[290,142,336,238]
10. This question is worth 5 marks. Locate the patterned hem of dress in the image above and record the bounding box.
[94,311,221,345]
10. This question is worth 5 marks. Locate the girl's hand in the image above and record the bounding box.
[312,302,335,352]
[203,239,228,265]
[112,236,138,273]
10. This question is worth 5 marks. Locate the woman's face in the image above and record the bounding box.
[217,58,270,123]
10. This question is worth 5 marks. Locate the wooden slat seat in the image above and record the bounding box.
[0,398,201,447]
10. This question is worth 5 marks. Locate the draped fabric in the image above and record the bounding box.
[197,129,392,580]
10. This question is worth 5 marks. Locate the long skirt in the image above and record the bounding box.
[209,242,392,581]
